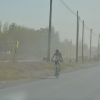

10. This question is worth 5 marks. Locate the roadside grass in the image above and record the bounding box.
[38,61,81,70]
[0,70,24,80]
[0,63,26,81]
[0,59,98,81]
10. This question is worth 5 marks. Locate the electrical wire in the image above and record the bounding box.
[84,25,90,31]
[60,0,98,38]
[60,0,77,16]
[92,32,98,37]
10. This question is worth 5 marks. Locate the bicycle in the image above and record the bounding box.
[52,60,60,79]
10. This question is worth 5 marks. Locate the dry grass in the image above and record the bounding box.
[35,61,68,70]
[0,59,98,81]
[0,62,26,81]
[0,70,24,80]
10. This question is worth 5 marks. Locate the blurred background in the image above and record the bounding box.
[0,0,99,61]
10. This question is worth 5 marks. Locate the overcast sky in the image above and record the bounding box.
[0,0,100,47]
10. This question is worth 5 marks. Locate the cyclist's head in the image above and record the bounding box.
[56,49,59,53]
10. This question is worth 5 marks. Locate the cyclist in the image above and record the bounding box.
[51,49,63,76]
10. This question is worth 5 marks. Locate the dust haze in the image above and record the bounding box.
[0,22,98,61]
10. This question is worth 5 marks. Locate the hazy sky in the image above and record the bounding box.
[0,0,100,47]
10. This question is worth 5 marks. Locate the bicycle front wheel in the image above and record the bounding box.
[56,64,59,79]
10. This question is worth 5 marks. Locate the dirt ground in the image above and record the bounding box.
[0,60,100,89]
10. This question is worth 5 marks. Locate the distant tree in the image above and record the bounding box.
[0,21,89,59]
[3,22,9,33]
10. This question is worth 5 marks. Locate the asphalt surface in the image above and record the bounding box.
[0,65,100,100]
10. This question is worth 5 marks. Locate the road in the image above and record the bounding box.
[0,65,100,100]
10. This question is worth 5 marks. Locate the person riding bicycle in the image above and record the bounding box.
[51,49,63,76]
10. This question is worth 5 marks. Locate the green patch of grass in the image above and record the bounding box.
[0,69,25,80]
[0,64,26,81]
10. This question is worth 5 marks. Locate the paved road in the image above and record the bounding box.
[0,65,100,100]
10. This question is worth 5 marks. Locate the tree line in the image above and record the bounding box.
[0,22,90,59]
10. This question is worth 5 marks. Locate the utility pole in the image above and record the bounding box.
[82,20,84,62]
[98,34,100,61]
[47,0,52,61]
[12,23,15,54]
[90,29,92,61]
[76,11,79,63]
[70,39,72,62]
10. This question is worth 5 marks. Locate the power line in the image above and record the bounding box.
[80,18,98,37]
[60,0,77,16]
[60,0,91,31]
[84,25,90,31]
[92,32,98,37]
[79,18,83,23]
[60,0,98,37]
[79,15,98,37]
[79,18,91,31]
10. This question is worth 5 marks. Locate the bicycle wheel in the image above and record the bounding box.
[56,64,59,79]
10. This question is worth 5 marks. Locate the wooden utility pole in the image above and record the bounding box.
[70,40,72,62]
[76,11,79,63]
[12,23,15,54]
[90,29,92,61]
[47,0,52,61]
[98,34,100,61]
[13,44,17,61]
[82,20,84,62]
